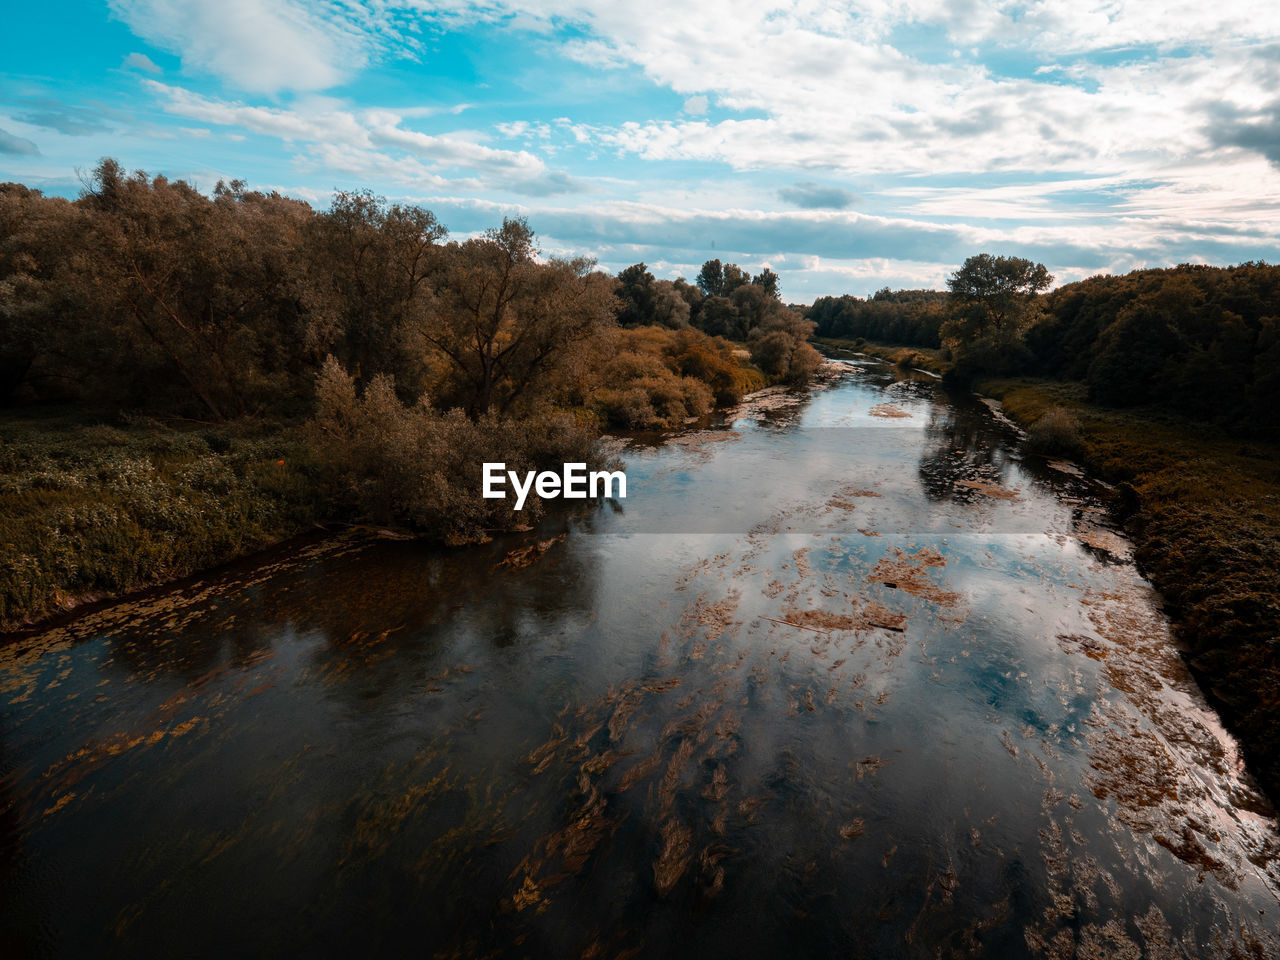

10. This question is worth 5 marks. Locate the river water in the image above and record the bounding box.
[2,358,1277,958]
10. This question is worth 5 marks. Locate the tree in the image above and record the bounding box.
[306,189,446,396]
[649,279,691,328]
[721,263,750,295]
[81,160,316,419]
[752,268,781,299]
[696,258,725,297]
[946,254,1052,333]
[942,254,1052,377]
[615,262,656,326]
[424,218,616,418]
[0,184,90,403]
[1085,279,1194,406]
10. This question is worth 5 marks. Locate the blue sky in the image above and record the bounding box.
[3,1,1280,301]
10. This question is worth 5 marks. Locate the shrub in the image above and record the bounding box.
[588,326,763,422]
[786,341,822,385]
[1025,405,1085,457]
[593,387,659,429]
[748,330,822,386]
[308,358,600,542]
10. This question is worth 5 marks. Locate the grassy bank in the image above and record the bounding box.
[820,336,1280,801]
[1,326,785,633]
[0,409,320,631]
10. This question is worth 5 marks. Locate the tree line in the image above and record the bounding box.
[0,161,821,425]
[806,288,948,348]
[806,254,1279,435]
[1,161,614,421]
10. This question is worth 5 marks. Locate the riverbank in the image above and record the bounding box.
[0,408,322,632]
[822,337,1280,804]
[813,337,950,376]
[0,362,802,634]
[980,377,1280,803]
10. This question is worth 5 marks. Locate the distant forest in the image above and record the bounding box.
[808,262,1280,433]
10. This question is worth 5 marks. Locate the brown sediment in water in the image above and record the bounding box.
[1068,580,1280,893]
[653,818,694,897]
[827,484,883,512]
[1074,524,1132,561]
[866,548,961,607]
[869,403,912,418]
[658,429,742,465]
[777,603,908,634]
[954,479,1020,500]
[678,592,741,647]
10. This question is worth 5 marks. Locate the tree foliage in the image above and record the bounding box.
[815,254,1280,436]
[945,254,1053,332]
[2,160,821,435]
[940,254,1052,378]
[615,258,819,384]
[425,218,616,417]
[805,289,948,347]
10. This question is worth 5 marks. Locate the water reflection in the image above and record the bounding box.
[1,358,1277,958]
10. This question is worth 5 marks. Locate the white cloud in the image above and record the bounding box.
[144,81,582,195]
[682,95,708,116]
[112,1,1280,294]
[121,52,161,73]
[110,0,368,93]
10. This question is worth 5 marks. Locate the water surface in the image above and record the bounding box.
[2,358,1277,958]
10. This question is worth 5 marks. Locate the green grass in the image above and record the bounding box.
[0,408,320,630]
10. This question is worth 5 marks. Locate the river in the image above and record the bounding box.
[1,357,1277,958]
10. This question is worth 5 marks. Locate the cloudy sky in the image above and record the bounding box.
[3,1,1280,300]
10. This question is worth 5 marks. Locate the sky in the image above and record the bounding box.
[3,1,1280,302]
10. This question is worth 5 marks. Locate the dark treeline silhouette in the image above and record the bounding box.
[805,288,949,348]
[1032,264,1280,422]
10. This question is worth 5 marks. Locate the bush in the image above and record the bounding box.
[749,330,794,378]
[588,326,763,424]
[785,340,822,385]
[748,330,822,386]
[1025,406,1085,457]
[308,358,600,542]
[593,387,658,429]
